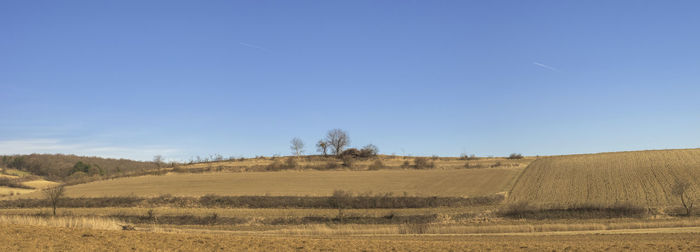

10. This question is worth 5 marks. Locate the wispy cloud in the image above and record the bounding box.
[0,139,179,161]
[533,62,558,71]
[238,42,269,51]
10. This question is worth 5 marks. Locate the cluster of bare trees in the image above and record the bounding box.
[289,129,350,157]
[290,129,377,158]
[290,129,350,157]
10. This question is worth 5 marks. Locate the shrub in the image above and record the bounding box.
[413,157,435,169]
[285,158,298,169]
[146,209,156,221]
[208,212,218,225]
[464,162,484,169]
[359,144,379,158]
[341,156,354,168]
[368,160,384,170]
[508,153,524,159]
[325,161,340,170]
[401,161,411,168]
[341,148,361,158]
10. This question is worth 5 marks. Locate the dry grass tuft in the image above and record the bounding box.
[273,224,398,236]
[0,215,122,230]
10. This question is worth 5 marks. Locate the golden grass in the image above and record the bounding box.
[22,179,60,189]
[509,148,700,207]
[0,215,122,230]
[56,168,523,198]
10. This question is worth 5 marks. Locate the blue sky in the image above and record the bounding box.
[2,1,699,161]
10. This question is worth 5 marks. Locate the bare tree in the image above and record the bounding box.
[672,179,695,216]
[326,129,350,156]
[153,155,163,168]
[316,140,329,157]
[290,137,305,157]
[360,144,379,158]
[43,185,65,216]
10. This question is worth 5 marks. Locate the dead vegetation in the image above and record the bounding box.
[0,215,121,230]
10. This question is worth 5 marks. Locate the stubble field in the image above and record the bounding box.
[57,168,523,198]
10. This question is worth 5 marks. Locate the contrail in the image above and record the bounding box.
[533,62,558,71]
[239,42,269,51]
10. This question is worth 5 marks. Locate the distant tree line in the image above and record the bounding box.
[0,154,161,181]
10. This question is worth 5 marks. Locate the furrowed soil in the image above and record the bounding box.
[509,148,700,207]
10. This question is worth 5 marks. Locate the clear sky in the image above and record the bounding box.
[2,1,699,161]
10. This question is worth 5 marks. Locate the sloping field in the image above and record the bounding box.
[509,149,700,207]
[56,168,523,198]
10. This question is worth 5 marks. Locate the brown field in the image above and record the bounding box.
[509,148,700,208]
[51,168,523,198]
[2,223,700,251]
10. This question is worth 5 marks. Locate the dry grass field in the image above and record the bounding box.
[509,148,700,208]
[52,168,523,198]
[2,223,699,251]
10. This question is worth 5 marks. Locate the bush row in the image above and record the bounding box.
[498,202,649,219]
[0,194,504,209]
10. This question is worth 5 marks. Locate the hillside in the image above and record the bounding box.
[0,154,161,182]
[508,149,700,208]
[181,155,533,172]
